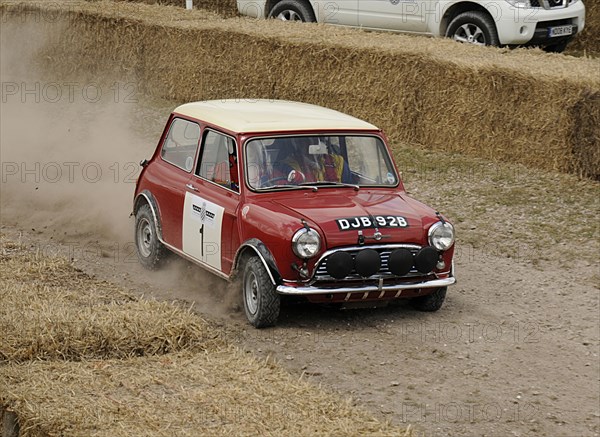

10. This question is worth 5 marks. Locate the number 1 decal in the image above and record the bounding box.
[182,193,224,270]
[199,224,204,257]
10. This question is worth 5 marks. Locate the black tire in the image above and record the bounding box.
[269,0,316,22]
[446,11,499,47]
[134,204,168,270]
[242,257,280,328]
[410,287,447,312]
[543,39,569,53]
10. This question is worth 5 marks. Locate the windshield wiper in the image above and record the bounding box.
[299,181,360,191]
[258,184,319,192]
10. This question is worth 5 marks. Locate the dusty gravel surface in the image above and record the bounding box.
[1,224,598,437]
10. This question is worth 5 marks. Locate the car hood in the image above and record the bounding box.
[271,190,436,248]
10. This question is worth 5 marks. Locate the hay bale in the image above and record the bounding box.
[570,1,600,56]
[0,351,409,437]
[2,0,599,179]
[114,0,239,17]
[0,238,220,363]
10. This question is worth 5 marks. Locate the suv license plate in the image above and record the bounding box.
[548,25,573,37]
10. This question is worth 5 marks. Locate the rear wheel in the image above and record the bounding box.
[410,287,447,312]
[242,257,280,328]
[269,0,316,22]
[446,11,499,47]
[135,204,167,270]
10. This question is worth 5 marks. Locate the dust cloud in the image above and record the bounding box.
[1,21,153,244]
[0,19,239,317]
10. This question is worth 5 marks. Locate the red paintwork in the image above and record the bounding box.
[134,115,455,287]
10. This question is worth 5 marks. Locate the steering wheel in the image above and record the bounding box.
[262,176,291,186]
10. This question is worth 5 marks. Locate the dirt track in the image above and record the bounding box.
[2,217,599,437]
[1,10,599,437]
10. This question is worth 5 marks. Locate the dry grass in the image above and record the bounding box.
[1,0,599,180]
[0,237,220,363]
[0,237,409,436]
[392,146,600,272]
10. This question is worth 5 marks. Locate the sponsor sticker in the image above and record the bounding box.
[192,201,217,227]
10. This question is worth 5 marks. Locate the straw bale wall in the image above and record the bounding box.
[2,1,599,179]
[118,0,238,17]
[0,243,218,363]
[571,1,600,55]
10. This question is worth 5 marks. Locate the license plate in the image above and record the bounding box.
[548,25,573,38]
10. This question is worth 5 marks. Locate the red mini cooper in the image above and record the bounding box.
[133,100,456,327]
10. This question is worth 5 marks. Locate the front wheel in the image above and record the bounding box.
[446,12,499,47]
[242,257,280,328]
[269,0,316,22]
[410,287,447,312]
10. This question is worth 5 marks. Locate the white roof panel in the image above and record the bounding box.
[173,100,378,133]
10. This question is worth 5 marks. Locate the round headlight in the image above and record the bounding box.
[292,228,321,259]
[428,221,455,251]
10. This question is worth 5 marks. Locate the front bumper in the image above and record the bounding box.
[491,1,585,45]
[276,275,456,296]
[527,22,578,46]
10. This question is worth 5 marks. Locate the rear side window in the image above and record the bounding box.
[161,118,201,172]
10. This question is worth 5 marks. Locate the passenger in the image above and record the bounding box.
[274,137,352,184]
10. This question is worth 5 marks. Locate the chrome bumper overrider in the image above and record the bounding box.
[276,276,456,296]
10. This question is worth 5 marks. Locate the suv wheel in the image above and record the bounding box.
[446,11,499,46]
[269,0,316,22]
[135,204,168,270]
[242,257,280,328]
[410,287,447,312]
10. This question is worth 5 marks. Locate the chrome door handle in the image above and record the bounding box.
[185,183,198,192]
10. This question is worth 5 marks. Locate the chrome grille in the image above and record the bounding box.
[530,0,568,7]
[513,0,570,8]
[314,244,423,281]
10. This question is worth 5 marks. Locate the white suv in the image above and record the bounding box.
[237,0,585,52]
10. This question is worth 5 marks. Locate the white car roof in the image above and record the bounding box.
[173,100,378,133]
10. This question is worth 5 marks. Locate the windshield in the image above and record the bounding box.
[245,135,398,190]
